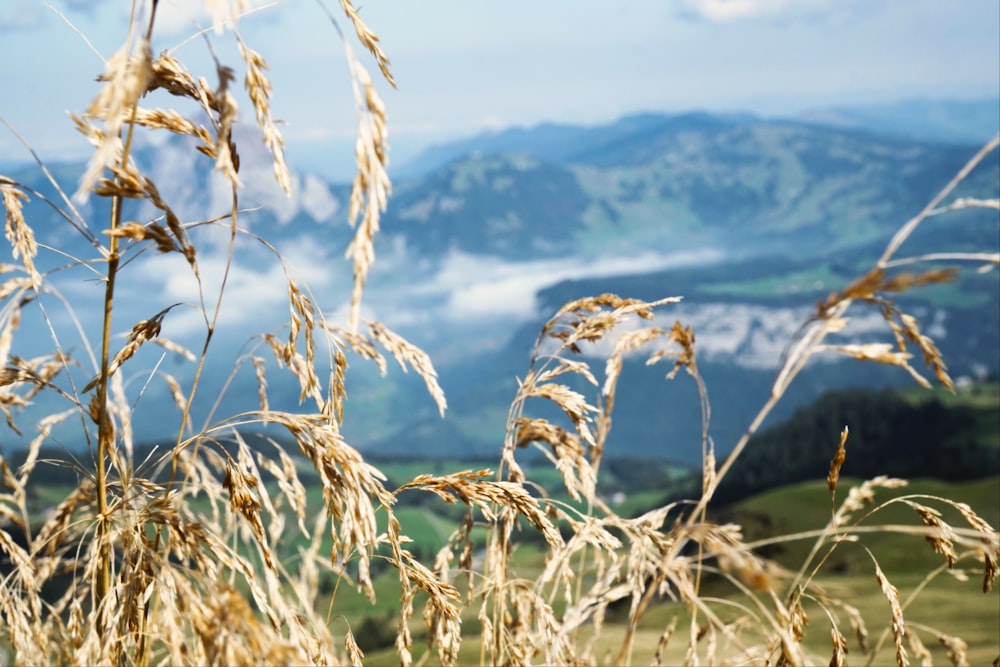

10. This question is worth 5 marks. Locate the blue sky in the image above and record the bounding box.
[1,0,998,179]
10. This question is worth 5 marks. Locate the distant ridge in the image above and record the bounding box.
[394,110,758,177]
[396,97,999,178]
[794,97,1000,146]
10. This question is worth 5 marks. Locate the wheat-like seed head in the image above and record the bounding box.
[338,0,396,87]
[74,36,153,201]
[837,601,871,655]
[106,220,178,253]
[81,307,177,395]
[514,417,594,502]
[309,0,398,332]
[249,355,269,412]
[814,268,959,391]
[949,501,998,592]
[904,500,960,567]
[237,38,291,195]
[253,411,393,601]
[212,65,241,189]
[871,558,908,667]
[222,452,272,569]
[937,631,970,667]
[1,182,39,288]
[827,425,849,500]
[902,626,933,666]
[132,106,214,144]
[368,321,447,416]
[651,615,679,667]
[259,445,310,536]
[648,320,699,380]
[343,64,390,329]
[343,629,364,667]
[829,625,849,667]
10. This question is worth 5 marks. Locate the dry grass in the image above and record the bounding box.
[1,2,998,666]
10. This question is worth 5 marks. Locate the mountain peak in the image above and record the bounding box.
[396,98,999,179]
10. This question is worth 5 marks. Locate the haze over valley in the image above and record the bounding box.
[3,99,998,464]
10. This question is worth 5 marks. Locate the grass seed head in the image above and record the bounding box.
[827,425,849,498]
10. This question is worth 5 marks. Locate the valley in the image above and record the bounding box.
[1,102,997,466]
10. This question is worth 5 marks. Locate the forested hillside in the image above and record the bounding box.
[672,383,1000,507]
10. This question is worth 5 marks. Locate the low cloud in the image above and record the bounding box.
[399,248,724,323]
[132,237,342,340]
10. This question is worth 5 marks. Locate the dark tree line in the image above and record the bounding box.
[710,387,998,506]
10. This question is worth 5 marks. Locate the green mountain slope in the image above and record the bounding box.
[380,115,999,262]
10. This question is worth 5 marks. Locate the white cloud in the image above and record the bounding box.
[405,248,723,323]
[679,0,864,23]
[479,115,509,131]
[287,126,337,141]
[153,0,276,37]
[683,0,786,22]
[299,173,340,221]
[0,1,43,32]
[141,237,341,338]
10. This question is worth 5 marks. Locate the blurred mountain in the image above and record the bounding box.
[794,97,1000,145]
[1,102,997,464]
[393,112,750,177]
[397,97,999,177]
[8,103,998,266]
[384,113,996,263]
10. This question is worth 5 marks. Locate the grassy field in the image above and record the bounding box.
[336,475,1000,664]
[735,476,1000,567]
[6,435,998,665]
[699,265,843,299]
[11,420,996,665]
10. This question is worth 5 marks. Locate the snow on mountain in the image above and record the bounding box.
[131,124,343,229]
[560,303,948,372]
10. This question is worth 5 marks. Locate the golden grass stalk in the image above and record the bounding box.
[651,615,679,666]
[338,0,396,87]
[937,632,970,667]
[237,37,291,195]
[830,626,849,667]
[1,183,39,289]
[872,558,908,667]
[827,425,848,501]
[310,0,395,330]
[367,321,447,416]
[74,36,153,202]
